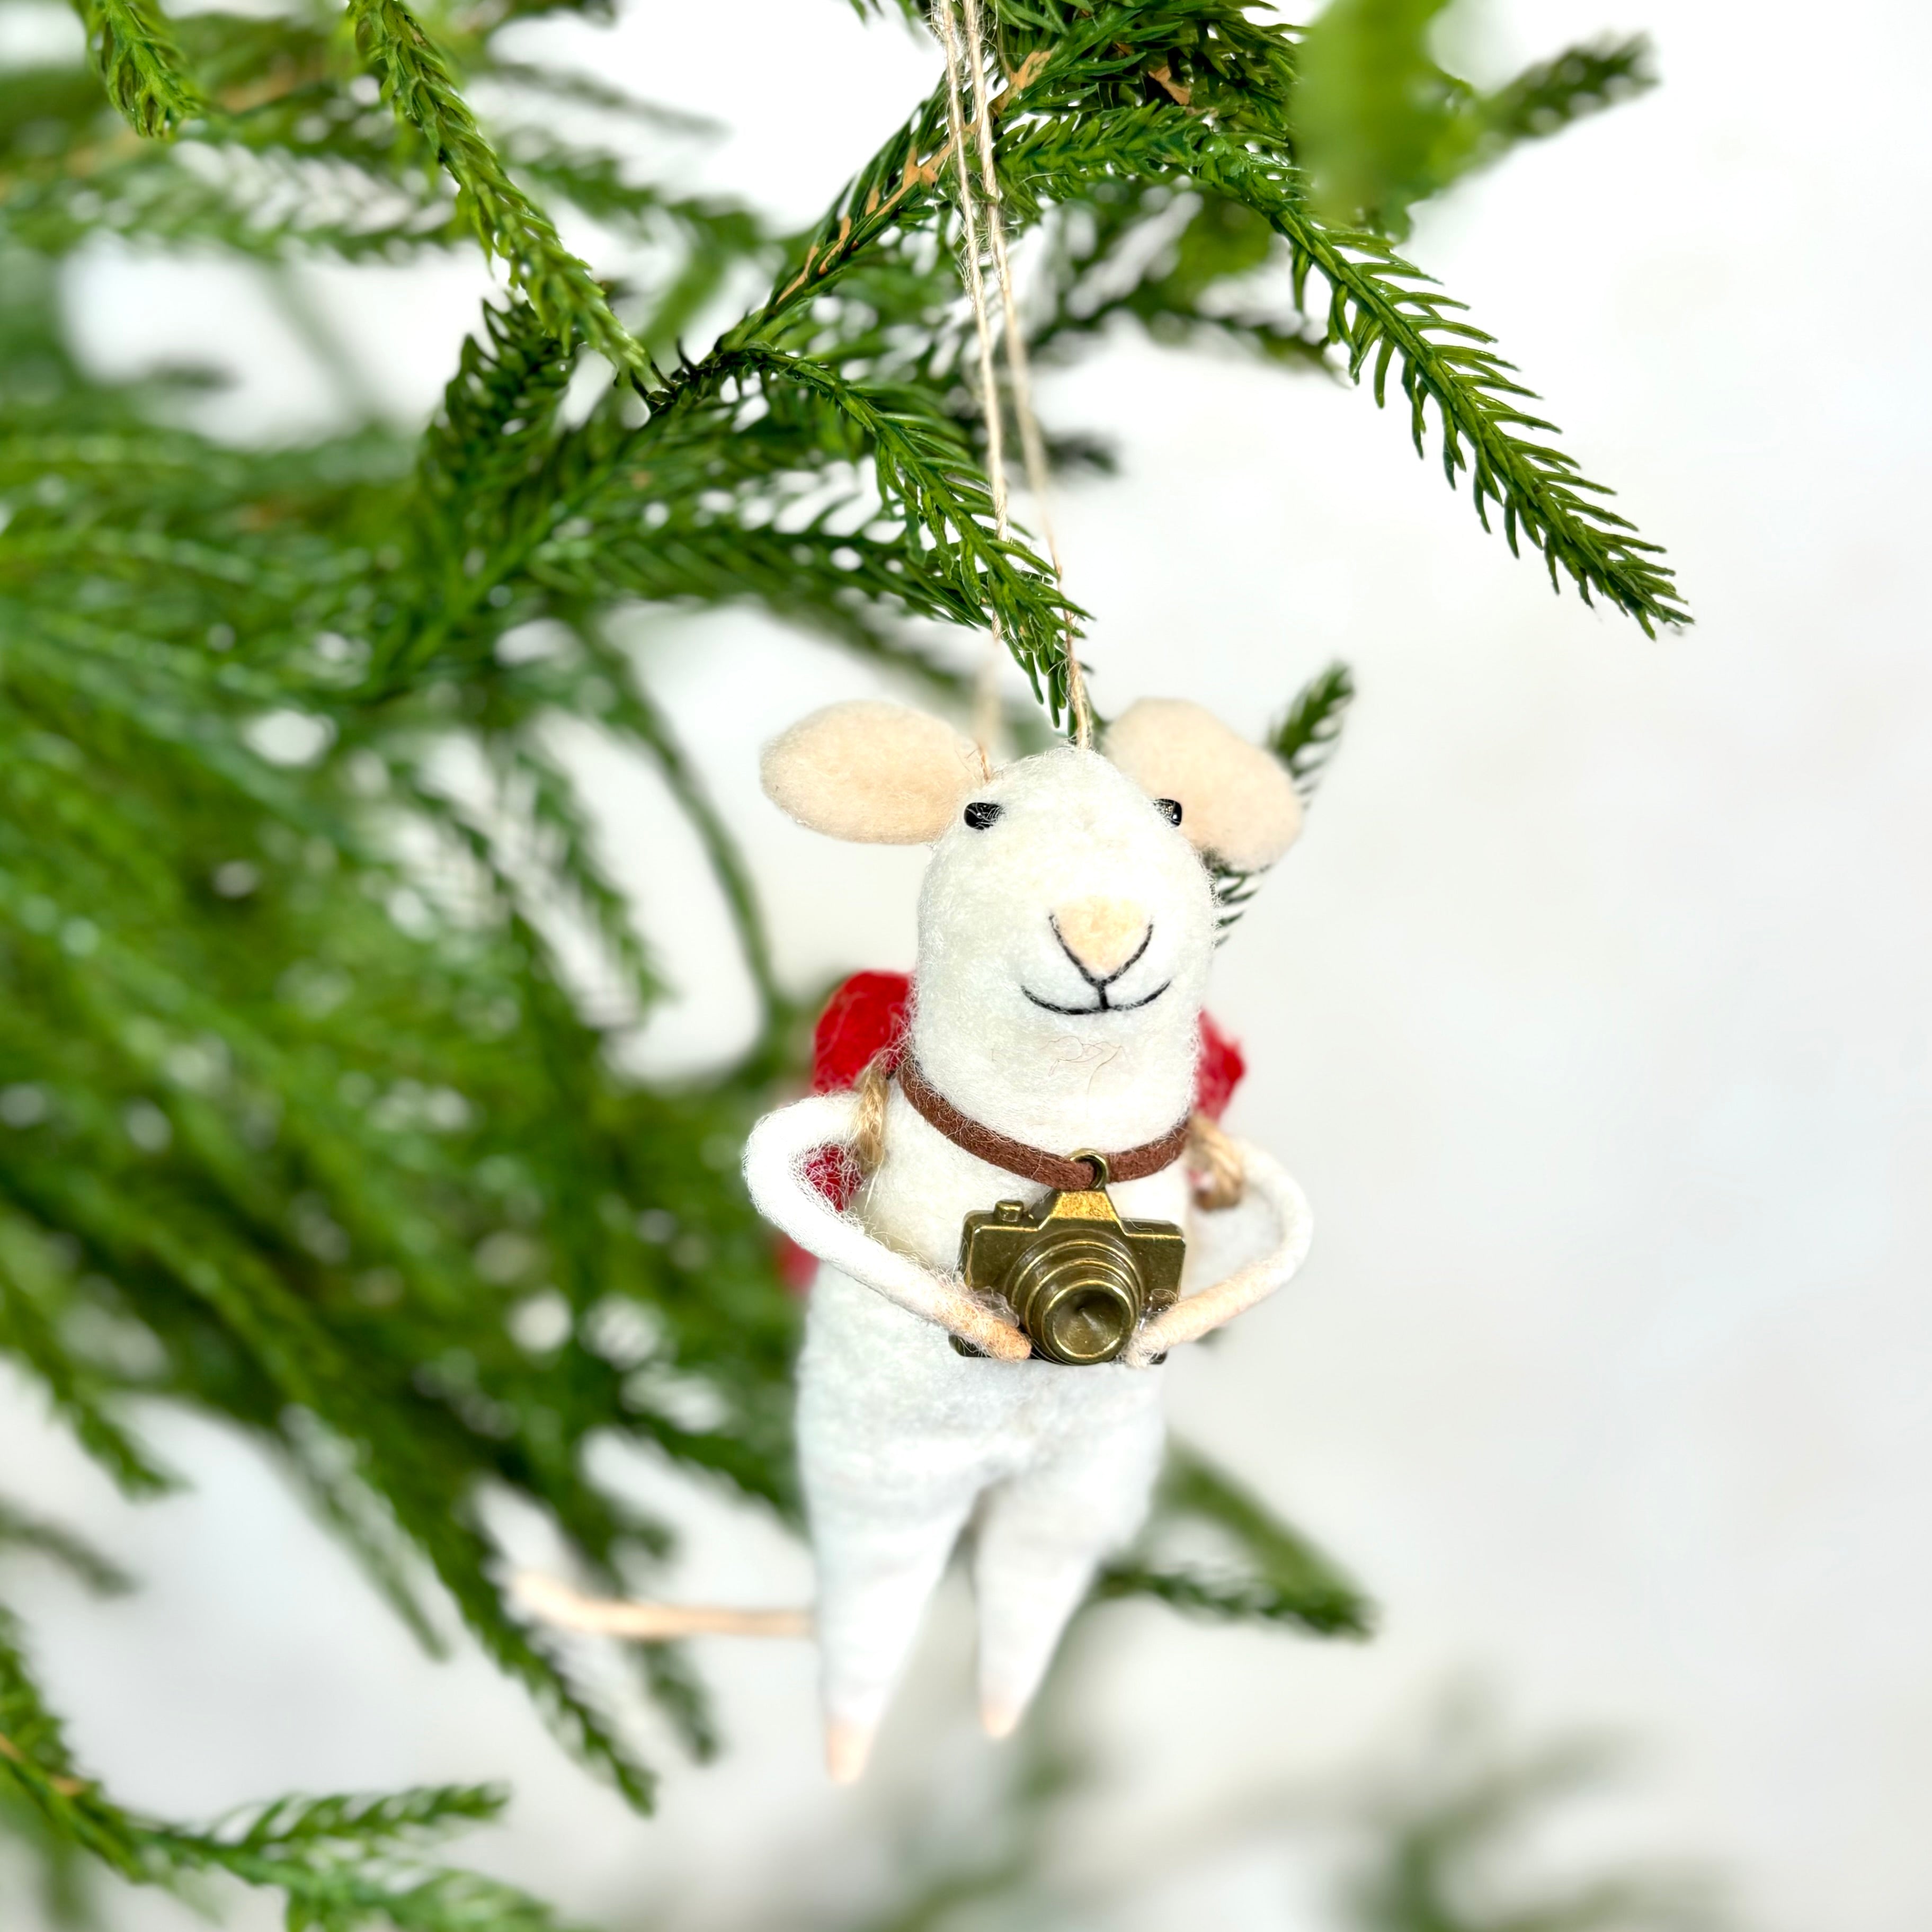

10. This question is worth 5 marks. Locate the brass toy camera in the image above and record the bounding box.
[954,1157,1185,1366]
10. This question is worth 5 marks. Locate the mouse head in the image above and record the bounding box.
[762,699,1301,1140]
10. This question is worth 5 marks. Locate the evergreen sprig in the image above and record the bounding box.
[1002,103,1686,630]
[1274,658,1357,797]
[1,1604,574,1931]
[1295,0,1658,234]
[1098,1443,1374,1637]
[0,1500,133,1596]
[745,2,1684,631]
[344,0,644,373]
[70,0,205,139]
[1481,37,1656,158]
[1212,659,1355,933]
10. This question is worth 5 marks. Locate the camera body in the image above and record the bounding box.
[955,1177,1186,1365]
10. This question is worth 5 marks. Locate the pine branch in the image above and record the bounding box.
[277,1417,448,1657]
[1,152,465,262]
[1095,1443,1374,1637]
[382,305,1081,710]
[1004,105,1688,631]
[743,7,1682,631]
[1343,1707,1717,1932]
[631,1641,719,1765]
[532,364,1020,656]
[1028,187,1334,377]
[475,64,720,138]
[1293,9,1658,231]
[571,627,787,1052]
[1,1604,576,1930]
[343,0,643,375]
[0,1502,133,1596]
[0,580,785,1799]
[0,1605,143,1875]
[467,728,664,1014]
[1208,661,1354,934]
[702,346,1083,720]
[730,94,951,341]
[1272,201,1685,630]
[1273,658,1356,798]
[419,299,579,577]
[74,1175,660,1808]
[0,1208,173,1499]
[1480,38,1657,157]
[69,0,204,140]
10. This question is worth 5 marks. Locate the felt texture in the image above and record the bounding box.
[761,701,983,845]
[744,1092,1028,1359]
[1195,1011,1246,1120]
[743,718,1312,1759]
[1052,894,1150,977]
[796,1262,1164,1740]
[811,971,914,1092]
[805,971,1245,1126]
[1122,1136,1311,1365]
[1106,697,1304,872]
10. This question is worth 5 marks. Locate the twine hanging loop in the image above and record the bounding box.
[934,0,1093,751]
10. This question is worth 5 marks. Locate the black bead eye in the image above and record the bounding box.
[1155,797,1183,827]
[963,800,1003,830]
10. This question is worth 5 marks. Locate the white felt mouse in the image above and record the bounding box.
[744,696,1313,1783]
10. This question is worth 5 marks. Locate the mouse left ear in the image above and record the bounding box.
[761,700,984,844]
[1106,698,1302,872]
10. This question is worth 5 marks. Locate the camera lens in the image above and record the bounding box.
[1005,1226,1145,1365]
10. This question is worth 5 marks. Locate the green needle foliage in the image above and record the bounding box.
[799,1693,1721,1932]
[1342,1703,1724,1932]
[1213,658,1357,933]
[4,1604,576,1932]
[1,0,1676,1920]
[1296,0,1656,236]
[344,0,645,374]
[1096,1444,1372,1636]
[71,0,204,139]
[1274,660,1358,796]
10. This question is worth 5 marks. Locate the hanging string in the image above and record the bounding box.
[934,0,1010,762]
[955,0,1093,750]
[936,0,1093,752]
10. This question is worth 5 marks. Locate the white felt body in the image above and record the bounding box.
[743,739,1313,1748]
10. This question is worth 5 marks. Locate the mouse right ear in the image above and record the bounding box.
[761,701,984,844]
[1106,698,1303,871]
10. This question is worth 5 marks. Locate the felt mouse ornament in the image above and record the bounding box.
[744,696,1313,1784]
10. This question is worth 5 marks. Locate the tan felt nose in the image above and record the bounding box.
[1054,897,1150,978]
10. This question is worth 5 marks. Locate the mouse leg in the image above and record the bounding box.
[809,1472,980,1782]
[971,1402,1164,1738]
[799,1273,992,1782]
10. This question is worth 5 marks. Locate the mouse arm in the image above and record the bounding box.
[743,1094,1031,1361]
[1122,1138,1312,1367]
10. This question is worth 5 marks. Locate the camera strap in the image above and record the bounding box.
[895,1056,1190,1191]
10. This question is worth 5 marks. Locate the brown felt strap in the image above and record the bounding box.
[895,1056,1190,1190]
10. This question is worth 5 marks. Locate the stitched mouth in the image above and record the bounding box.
[1028,912,1159,1020]
[1022,979,1172,1017]
[1025,913,1166,1015]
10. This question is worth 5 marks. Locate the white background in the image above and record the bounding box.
[3,0,1929,1926]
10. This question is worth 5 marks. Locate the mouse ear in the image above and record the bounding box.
[761,701,984,844]
[1106,698,1303,871]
